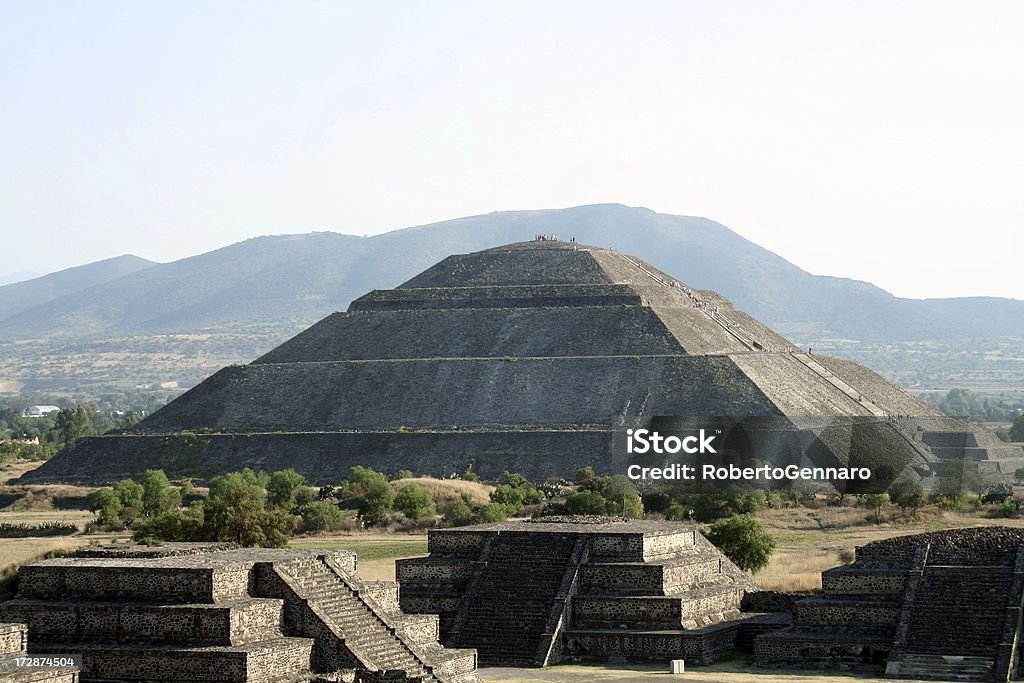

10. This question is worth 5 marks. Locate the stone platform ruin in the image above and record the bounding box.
[396,518,761,667]
[0,543,477,682]
[756,527,1024,682]
[0,622,79,682]
[23,240,1024,487]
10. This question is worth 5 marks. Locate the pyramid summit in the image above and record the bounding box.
[23,240,1024,485]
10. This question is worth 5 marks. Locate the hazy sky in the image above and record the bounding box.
[2,1,1021,299]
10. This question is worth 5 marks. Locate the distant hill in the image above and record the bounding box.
[0,205,1016,344]
[0,270,41,286]
[918,297,1024,338]
[0,255,156,323]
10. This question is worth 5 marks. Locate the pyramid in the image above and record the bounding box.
[23,241,1024,484]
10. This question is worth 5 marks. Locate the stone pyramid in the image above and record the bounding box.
[23,240,1024,484]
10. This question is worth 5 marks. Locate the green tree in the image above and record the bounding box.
[702,514,776,573]
[113,479,144,524]
[564,490,609,515]
[358,475,395,525]
[394,483,436,520]
[858,493,890,524]
[1010,414,1024,443]
[889,480,926,516]
[132,504,204,544]
[267,469,307,509]
[50,405,92,448]
[1015,467,1024,485]
[491,484,527,511]
[441,494,477,527]
[603,475,643,517]
[87,488,123,527]
[475,502,511,523]
[299,501,346,533]
[202,469,294,547]
[142,469,181,517]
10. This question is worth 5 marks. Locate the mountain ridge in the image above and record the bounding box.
[0,204,1019,344]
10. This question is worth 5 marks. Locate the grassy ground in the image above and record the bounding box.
[289,534,429,581]
[754,506,1024,591]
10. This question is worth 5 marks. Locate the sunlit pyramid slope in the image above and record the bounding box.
[24,241,1023,484]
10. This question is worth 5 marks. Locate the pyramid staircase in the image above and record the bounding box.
[0,544,477,683]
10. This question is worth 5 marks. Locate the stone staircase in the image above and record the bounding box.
[1,560,315,681]
[0,622,79,683]
[450,531,577,666]
[755,562,907,672]
[399,521,760,667]
[269,555,476,683]
[0,545,477,683]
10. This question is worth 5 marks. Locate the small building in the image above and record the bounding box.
[22,405,60,418]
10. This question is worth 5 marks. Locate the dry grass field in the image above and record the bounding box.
[389,477,495,506]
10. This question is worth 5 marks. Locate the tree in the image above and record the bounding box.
[87,488,123,527]
[603,475,643,518]
[112,479,144,524]
[1015,467,1024,485]
[491,484,527,510]
[142,469,181,517]
[935,459,990,501]
[132,504,204,544]
[441,494,477,527]
[394,483,436,520]
[299,501,346,533]
[202,469,294,547]
[475,502,511,523]
[858,493,890,524]
[702,515,776,573]
[564,490,609,515]
[267,469,307,509]
[1010,414,1024,443]
[50,405,92,448]
[358,475,395,525]
[889,480,925,516]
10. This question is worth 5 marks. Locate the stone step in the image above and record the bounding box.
[792,596,901,630]
[422,647,477,678]
[30,636,314,682]
[579,556,725,596]
[0,623,27,654]
[0,656,79,683]
[889,654,995,681]
[566,623,742,664]
[16,563,250,604]
[0,597,285,646]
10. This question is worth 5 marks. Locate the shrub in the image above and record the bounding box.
[564,490,609,515]
[131,504,204,543]
[702,515,775,573]
[359,475,395,525]
[441,495,477,527]
[394,483,436,521]
[88,488,124,528]
[203,469,295,547]
[475,502,512,523]
[142,469,181,517]
[299,501,347,533]
[0,521,78,537]
[267,469,308,509]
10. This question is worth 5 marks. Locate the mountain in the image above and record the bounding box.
[0,270,41,286]
[0,254,157,323]
[0,205,1014,344]
[918,297,1024,338]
